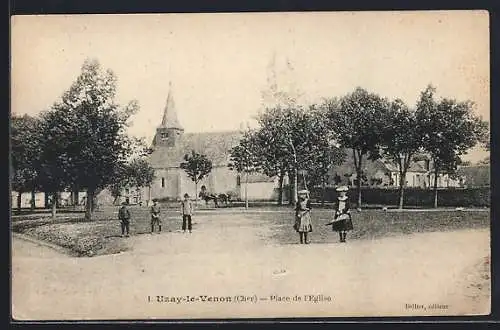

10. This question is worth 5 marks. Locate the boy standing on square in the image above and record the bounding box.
[181,193,194,233]
[118,202,131,237]
[150,199,162,233]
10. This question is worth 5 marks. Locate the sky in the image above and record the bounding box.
[11,11,490,162]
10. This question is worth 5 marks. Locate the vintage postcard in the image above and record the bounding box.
[10,11,490,320]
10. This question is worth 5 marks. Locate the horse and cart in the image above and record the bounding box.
[198,185,233,208]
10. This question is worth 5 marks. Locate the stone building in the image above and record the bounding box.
[144,85,259,203]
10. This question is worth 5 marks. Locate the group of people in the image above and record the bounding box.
[117,186,353,244]
[293,186,353,244]
[117,193,195,237]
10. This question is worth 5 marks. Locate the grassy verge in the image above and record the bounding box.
[11,205,181,257]
[265,209,490,245]
[12,205,491,257]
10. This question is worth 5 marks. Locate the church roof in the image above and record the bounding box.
[245,173,276,183]
[159,83,183,130]
[149,131,243,168]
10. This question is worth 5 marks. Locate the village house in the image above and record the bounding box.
[328,153,464,189]
[457,164,490,187]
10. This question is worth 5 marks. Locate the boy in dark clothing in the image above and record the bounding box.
[180,193,194,233]
[118,202,131,237]
[150,199,162,233]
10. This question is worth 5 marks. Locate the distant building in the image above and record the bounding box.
[143,84,279,204]
[328,153,464,189]
[457,164,490,187]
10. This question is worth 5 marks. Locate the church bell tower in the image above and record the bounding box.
[154,82,184,148]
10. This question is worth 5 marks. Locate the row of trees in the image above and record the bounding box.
[11,59,155,220]
[230,86,489,209]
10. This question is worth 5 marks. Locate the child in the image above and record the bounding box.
[181,193,194,233]
[150,199,162,233]
[328,186,354,243]
[294,190,313,244]
[118,202,131,237]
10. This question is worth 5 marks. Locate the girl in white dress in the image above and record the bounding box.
[294,190,313,244]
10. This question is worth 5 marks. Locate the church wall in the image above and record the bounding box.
[210,167,239,195]
[150,168,180,200]
[240,182,277,200]
[178,170,211,199]
[148,166,286,202]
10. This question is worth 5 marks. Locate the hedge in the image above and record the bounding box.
[308,187,490,208]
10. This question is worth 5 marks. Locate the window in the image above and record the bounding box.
[161,132,168,140]
[236,175,241,186]
[161,178,165,188]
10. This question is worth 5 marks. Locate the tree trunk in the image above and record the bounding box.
[44,192,50,209]
[245,171,249,210]
[92,193,98,212]
[356,175,362,209]
[30,188,36,211]
[277,171,284,206]
[433,168,439,208]
[398,171,405,209]
[353,149,363,209]
[51,192,57,220]
[289,138,298,206]
[73,188,79,206]
[17,191,22,214]
[85,189,95,221]
[195,182,198,201]
[293,168,298,206]
[321,178,326,206]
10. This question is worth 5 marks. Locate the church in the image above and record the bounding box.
[142,86,280,204]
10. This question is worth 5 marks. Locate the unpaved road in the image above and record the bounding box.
[12,213,490,320]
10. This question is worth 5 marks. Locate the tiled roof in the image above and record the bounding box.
[381,160,427,173]
[148,131,243,168]
[330,150,428,175]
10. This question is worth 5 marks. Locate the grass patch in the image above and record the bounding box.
[265,209,490,245]
[12,204,491,256]
[11,205,182,257]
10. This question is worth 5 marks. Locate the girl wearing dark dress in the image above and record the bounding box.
[294,190,313,244]
[328,186,354,243]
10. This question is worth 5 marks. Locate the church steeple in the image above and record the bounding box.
[154,82,184,148]
[160,82,183,130]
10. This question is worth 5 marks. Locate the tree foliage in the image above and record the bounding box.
[40,58,139,219]
[11,115,41,191]
[381,99,424,209]
[416,85,489,207]
[109,157,155,202]
[241,104,344,204]
[180,150,213,199]
[327,88,390,208]
[228,130,261,174]
[11,114,42,211]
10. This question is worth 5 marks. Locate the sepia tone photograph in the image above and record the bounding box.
[10,11,491,320]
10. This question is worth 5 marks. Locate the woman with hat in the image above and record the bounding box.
[294,190,313,244]
[328,186,353,243]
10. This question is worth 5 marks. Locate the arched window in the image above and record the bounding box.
[236,175,241,186]
[161,178,165,188]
